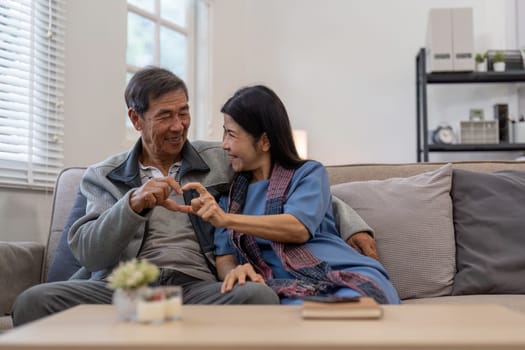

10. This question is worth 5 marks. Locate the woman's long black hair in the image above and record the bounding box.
[221,85,306,169]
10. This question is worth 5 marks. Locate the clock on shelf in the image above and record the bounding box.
[432,124,456,145]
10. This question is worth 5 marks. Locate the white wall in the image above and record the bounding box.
[63,0,128,167]
[0,0,520,243]
[0,188,54,244]
[209,0,519,164]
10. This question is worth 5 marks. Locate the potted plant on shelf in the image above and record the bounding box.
[492,51,506,72]
[475,52,487,72]
[108,258,162,323]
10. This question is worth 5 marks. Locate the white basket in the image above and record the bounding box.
[460,121,499,144]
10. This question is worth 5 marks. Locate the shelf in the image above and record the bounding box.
[428,143,525,152]
[416,48,525,161]
[427,71,525,84]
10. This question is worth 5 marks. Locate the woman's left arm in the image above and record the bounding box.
[219,212,309,243]
[179,182,310,243]
[180,162,327,244]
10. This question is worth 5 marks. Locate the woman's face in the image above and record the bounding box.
[222,114,270,179]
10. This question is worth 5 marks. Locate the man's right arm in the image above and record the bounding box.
[67,166,148,272]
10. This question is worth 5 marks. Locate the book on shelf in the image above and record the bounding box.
[301,296,383,320]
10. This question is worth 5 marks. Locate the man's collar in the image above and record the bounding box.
[178,141,210,179]
[107,138,210,187]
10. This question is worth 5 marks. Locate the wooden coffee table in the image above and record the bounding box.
[1,304,525,349]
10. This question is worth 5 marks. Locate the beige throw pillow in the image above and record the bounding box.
[331,164,455,300]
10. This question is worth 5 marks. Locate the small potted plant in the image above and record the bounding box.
[492,51,505,72]
[475,52,487,72]
[108,258,161,322]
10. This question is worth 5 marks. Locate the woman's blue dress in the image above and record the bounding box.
[214,160,400,304]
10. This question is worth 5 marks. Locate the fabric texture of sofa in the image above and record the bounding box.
[1,161,524,329]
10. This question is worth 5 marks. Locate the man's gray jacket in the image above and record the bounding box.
[68,139,231,281]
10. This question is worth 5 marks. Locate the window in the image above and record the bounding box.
[0,0,65,189]
[126,0,200,141]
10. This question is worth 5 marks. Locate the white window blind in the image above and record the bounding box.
[0,0,65,190]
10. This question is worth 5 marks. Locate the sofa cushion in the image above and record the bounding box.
[331,164,455,300]
[45,191,85,282]
[451,169,525,295]
[0,242,44,316]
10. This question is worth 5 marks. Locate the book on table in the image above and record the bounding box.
[301,296,383,320]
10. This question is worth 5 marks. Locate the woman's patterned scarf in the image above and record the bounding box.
[227,164,388,304]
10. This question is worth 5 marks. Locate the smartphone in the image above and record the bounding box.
[301,295,360,303]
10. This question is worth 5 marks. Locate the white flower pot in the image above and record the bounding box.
[113,287,148,321]
[493,61,505,72]
[476,61,487,72]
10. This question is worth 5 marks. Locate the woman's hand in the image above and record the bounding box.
[179,182,230,227]
[221,263,266,293]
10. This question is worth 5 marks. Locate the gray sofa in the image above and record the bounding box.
[1,161,524,329]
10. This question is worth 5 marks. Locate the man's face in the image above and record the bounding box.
[130,89,190,163]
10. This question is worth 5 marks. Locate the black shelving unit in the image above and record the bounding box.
[416,47,525,162]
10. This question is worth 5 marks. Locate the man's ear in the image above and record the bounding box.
[128,108,142,131]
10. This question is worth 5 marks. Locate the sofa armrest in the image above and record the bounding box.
[0,242,45,316]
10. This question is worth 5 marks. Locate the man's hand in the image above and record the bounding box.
[129,177,186,213]
[346,232,379,260]
[221,263,265,293]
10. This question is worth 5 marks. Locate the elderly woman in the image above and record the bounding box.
[182,85,400,304]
